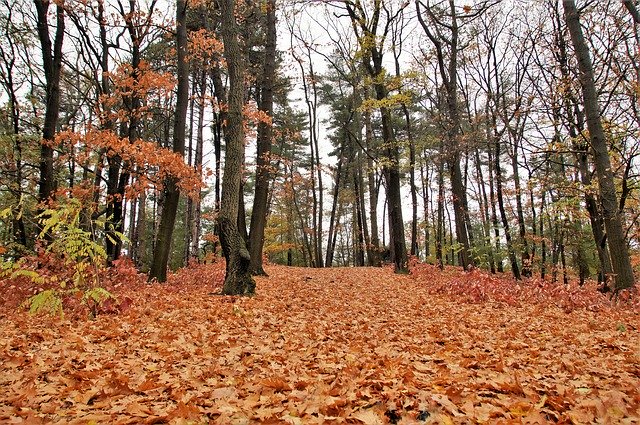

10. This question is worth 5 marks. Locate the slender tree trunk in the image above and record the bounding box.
[510,137,531,277]
[475,149,495,273]
[34,0,64,207]
[436,151,445,270]
[364,111,382,266]
[420,154,430,260]
[149,0,190,282]
[190,71,206,260]
[134,185,147,267]
[540,183,547,280]
[495,138,521,280]
[249,0,276,275]
[326,140,345,267]
[564,0,635,291]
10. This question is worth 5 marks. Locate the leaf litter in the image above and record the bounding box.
[1,263,639,424]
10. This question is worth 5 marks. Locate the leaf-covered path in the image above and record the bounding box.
[1,264,639,424]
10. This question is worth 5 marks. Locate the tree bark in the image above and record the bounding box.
[149,0,190,282]
[219,0,255,295]
[249,0,276,276]
[564,0,635,291]
[34,0,64,207]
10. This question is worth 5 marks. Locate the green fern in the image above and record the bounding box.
[13,198,121,318]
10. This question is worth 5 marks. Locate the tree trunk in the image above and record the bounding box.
[219,0,255,295]
[190,71,205,260]
[325,139,345,267]
[248,0,275,276]
[495,138,521,280]
[149,0,190,282]
[436,149,445,269]
[364,111,382,267]
[564,0,635,292]
[34,0,64,207]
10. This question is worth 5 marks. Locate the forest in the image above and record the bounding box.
[1,0,640,291]
[1,0,640,423]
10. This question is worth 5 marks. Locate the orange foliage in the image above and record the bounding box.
[55,129,204,199]
[98,61,175,126]
[188,29,224,66]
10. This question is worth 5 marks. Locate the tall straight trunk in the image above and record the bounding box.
[325,139,345,267]
[528,176,537,270]
[436,151,445,269]
[510,137,531,277]
[219,0,255,295]
[405,105,419,258]
[564,0,635,291]
[134,185,147,267]
[149,0,190,282]
[420,153,431,260]
[289,169,313,267]
[106,0,152,263]
[553,3,611,284]
[578,150,612,283]
[364,111,382,266]
[475,149,496,273]
[417,0,473,270]
[2,5,27,247]
[211,67,227,209]
[249,0,275,275]
[345,2,407,273]
[495,138,521,280]
[380,104,408,273]
[393,43,419,258]
[184,72,197,263]
[356,156,371,265]
[540,183,547,280]
[128,195,137,259]
[190,71,206,260]
[487,137,503,273]
[353,161,366,267]
[34,0,64,207]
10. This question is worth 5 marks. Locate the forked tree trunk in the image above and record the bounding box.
[219,0,255,295]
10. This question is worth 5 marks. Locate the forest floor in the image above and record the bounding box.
[1,262,640,424]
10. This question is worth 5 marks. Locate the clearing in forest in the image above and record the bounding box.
[1,263,639,424]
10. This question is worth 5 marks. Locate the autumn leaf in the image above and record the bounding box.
[0,265,638,423]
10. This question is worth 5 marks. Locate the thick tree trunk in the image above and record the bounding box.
[149,0,190,282]
[249,0,275,276]
[564,0,635,292]
[219,0,255,295]
[381,110,408,273]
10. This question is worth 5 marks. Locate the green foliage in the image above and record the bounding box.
[24,289,63,317]
[16,198,117,318]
